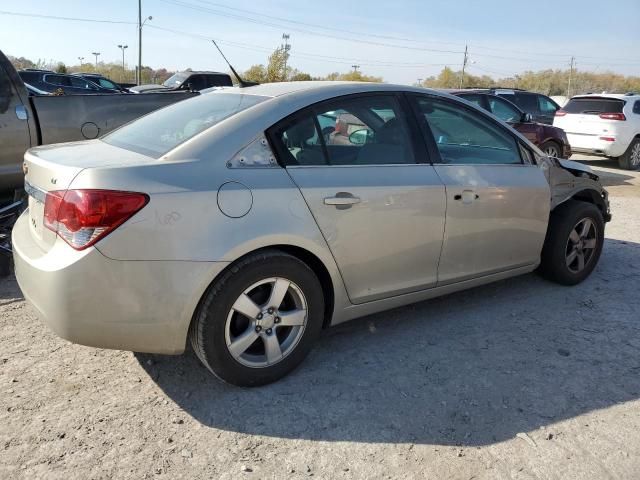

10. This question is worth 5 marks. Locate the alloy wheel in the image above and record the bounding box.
[544,144,559,157]
[565,217,598,274]
[224,277,308,368]
[631,142,640,167]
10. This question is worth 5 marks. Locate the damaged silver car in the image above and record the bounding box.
[13,82,610,386]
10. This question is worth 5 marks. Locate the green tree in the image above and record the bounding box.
[55,63,68,74]
[265,46,290,82]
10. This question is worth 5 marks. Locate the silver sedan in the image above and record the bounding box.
[13,82,610,386]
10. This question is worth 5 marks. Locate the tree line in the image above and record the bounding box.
[8,51,639,95]
[421,66,640,96]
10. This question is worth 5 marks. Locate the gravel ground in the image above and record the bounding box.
[1,156,639,480]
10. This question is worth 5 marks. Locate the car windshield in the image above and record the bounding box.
[163,72,189,87]
[563,97,625,114]
[103,92,268,158]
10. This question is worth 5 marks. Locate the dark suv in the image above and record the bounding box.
[129,71,233,93]
[450,90,571,158]
[18,70,117,94]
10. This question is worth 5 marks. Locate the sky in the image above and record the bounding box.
[1,0,639,84]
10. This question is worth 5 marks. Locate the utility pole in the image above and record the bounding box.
[417,78,423,86]
[78,56,84,66]
[281,33,291,81]
[92,52,100,69]
[137,1,152,85]
[118,44,128,81]
[352,65,360,73]
[460,44,468,88]
[567,56,575,98]
[138,0,142,85]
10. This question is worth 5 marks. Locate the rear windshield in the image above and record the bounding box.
[103,92,268,158]
[563,97,625,114]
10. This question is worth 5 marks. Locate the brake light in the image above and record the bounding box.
[599,136,616,142]
[44,189,149,250]
[555,110,567,117]
[599,112,626,121]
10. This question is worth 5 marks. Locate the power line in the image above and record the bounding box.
[156,0,465,55]
[146,24,456,68]
[0,9,135,24]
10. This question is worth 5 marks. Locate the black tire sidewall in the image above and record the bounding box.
[540,201,604,285]
[195,253,324,387]
[619,138,640,171]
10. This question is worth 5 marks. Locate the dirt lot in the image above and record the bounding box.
[1,156,639,480]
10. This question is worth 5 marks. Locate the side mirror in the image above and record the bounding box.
[521,112,533,123]
[348,128,372,145]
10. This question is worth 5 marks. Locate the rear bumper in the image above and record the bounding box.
[12,212,229,354]
[567,134,627,158]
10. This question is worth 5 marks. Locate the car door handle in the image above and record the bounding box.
[454,190,479,205]
[324,193,361,207]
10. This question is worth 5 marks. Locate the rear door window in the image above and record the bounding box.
[564,97,625,114]
[634,101,640,114]
[271,95,417,166]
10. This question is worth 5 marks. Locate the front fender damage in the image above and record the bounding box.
[539,156,611,222]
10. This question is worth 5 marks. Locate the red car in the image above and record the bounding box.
[449,90,572,158]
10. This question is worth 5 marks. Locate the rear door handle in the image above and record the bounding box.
[454,190,479,205]
[324,192,361,207]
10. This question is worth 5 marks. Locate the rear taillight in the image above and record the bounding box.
[44,189,149,250]
[599,112,626,121]
[555,110,567,117]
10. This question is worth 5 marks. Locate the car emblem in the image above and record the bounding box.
[51,178,57,185]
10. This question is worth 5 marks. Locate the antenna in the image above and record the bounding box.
[211,40,256,88]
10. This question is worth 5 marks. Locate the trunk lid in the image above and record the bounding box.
[24,140,155,251]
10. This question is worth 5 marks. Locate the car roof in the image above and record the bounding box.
[227,81,444,99]
[177,71,230,75]
[571,93,640,100]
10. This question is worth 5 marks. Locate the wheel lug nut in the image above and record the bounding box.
[256,313,263,320]
[267,307,275,314]
[255,326,262,333]
[266,328,272,335]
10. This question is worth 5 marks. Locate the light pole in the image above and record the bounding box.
[137,0,153,85]
[92,52,100,69]
[78,56,84,67]
[118,45,128,81]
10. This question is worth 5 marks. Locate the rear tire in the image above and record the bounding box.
[618,137,640,170]
[539,200,604,285]
[189,250,324,387]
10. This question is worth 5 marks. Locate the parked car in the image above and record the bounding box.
[553,93,640,170]
[17,70,116,95]
[482,88,561,125]
[129,71,233,93]
[0,49,197,193]
[70,73,128,93]
[13,82,610,387]
[450,91,571,158]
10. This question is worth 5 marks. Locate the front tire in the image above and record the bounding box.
[618,137,640,170]
[540,140,561,158]
[189,250,324,387]
[539,200,604,285]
